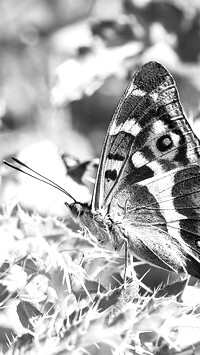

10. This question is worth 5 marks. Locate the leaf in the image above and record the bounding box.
[61,152,98,186]
[72,279,106,301]
[95,281,139,313]
[12,333,34,354]
[17,301,42,330]
[51,41,142,106]
[155,279,188,299]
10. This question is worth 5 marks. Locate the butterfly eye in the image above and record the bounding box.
[156,134,173,152]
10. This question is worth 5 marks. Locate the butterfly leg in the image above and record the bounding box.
[107,221,130,287]
[124,237,129,288]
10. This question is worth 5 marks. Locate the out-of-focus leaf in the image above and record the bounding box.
[12,333,34,355]
[181,284,200,307]
[0,263,27,305]
[0,327,16,353]
[91,16,141,46]
[0,0,94,41]
[61,152,98,186]
[124,0,200,62]
[17,301,42,330]
[135,294,200,352]
[51,41,143,106]
[0,264,27,293]
[18,256,40,276]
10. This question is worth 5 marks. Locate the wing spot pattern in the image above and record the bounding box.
[156,134,173,152]
[124,83,146,99]
[195,239,200,248]
[105,169,117,181]
[109,118,141,136]
[131,152,148,168]
[107,153,125,161]
[132,89,146,97]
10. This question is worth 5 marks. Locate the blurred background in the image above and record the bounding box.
[1,0,200,216]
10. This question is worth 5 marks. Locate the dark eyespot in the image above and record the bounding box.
[105,169,117,181]
[156,134,173,152]
[195,239,200,249]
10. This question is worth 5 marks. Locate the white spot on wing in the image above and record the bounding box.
[132,89,146,97]
[147,161,165,175]
[132,153,167,172]
[170,131,180,147]
[110,84,146,136]
[144,173,186,245]
[153,120,166,135]
[124,82,136,98]
[150,92,159,101]
[110,118,141,136]
[124,84,146,99]
[131,152,148,167]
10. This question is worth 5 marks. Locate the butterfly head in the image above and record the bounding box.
[66,199,114,248]
[65,201,90,222]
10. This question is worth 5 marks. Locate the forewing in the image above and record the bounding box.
[92,61,200,212]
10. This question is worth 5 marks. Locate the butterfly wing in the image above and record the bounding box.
[92,61,200,210]
[91,61,200,276]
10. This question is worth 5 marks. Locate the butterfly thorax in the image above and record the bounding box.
[66,201,124,251]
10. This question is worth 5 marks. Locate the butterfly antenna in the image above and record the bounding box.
[3,157,76,204]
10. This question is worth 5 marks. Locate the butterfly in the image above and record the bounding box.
[4,61,200,279]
